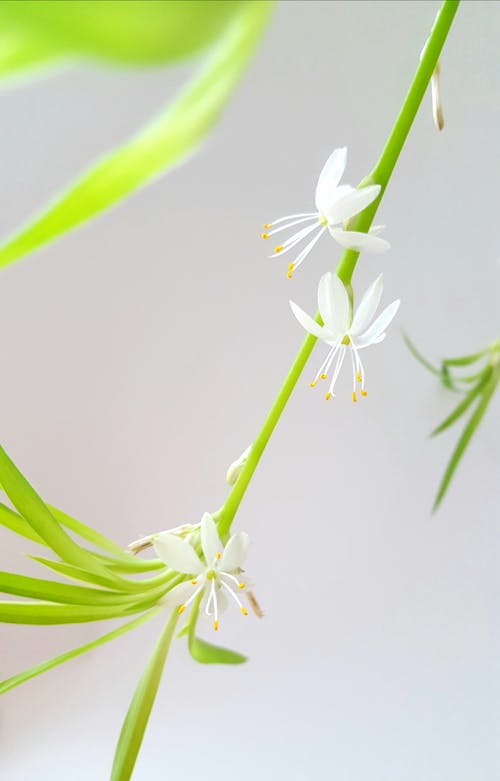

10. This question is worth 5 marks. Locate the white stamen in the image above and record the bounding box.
[349,347,357,394]
[270,222,321,258]
[311,343,340,385]
[220,571,244,589]
[291,226,328,271]
[264,214,318,237]
[328,346,346,396]
[350,340,366,390]
[267,212,317,226]
[220,578,245,609]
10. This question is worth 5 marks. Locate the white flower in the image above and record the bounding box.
[262,147,390,277]
[290,272,400,401]
[154,513,250,631]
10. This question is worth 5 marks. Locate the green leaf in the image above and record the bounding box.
[0,600,146,624]
[403,333,441,377]
[433,369,499,511]
[442,350,485,367]
[0,608,159,696]
[188,633,247,665]
[31,554,130,589]
[0,446,116,577]
[0,1,273,269]
[47,502,131,560]
[0,1,250,68]
[0,28,61,81]
[0,571,136,606]
[430,367,493,437]
[110,611,178,781]
[0,501,45,545]
[185,591,247,665]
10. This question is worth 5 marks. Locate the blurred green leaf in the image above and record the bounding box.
[0,1,250,71]
[403,333,441,377]
[433,368,499,511]
[110,611,178,781]
[0,1,272,269]
[442,351,485,367]
[0,608,159,696]
[430,367,492,437]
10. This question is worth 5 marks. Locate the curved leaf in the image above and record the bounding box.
[0,1,249,69]
[0,608,159,696]
[0,1,273,269]
[430,367,492,437]
[433,369,499,511]
[188,633,247,665]
[110,611,178,781]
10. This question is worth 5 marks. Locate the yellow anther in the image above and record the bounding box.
[241,607,248,616]
[191,579,197,585]
[309,380,318,388]
[178,605,186,615]
[238,582,245,589]
[261,232,269,239]
[287,271,293,279]
[352,391,357,403]
[215,552,221,560]
[320,373,327,380]
[360,389,368,397]
[356,372,362,383]
[287,262,294,271]
[325,392,331,400]
[213,620,219,631]
[263,223,272,229]
[274,245,283,253]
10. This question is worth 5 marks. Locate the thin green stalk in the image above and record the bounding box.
[218,1,459,536]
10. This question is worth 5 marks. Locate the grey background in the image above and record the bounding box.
[0,2,498,779]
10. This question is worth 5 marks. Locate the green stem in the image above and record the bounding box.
[218,0,459,537]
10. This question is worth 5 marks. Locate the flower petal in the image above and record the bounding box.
[325,184,381,225]
[289,301,333,342]
[162,580,199,607]
[153,533,204,575]
[318,271,350,336]
[315,147,347,213]
[200,512,221,565]
[329,228,390,254]
[356,300,400,347]
[350,274,384,336]
[220,531,249,572]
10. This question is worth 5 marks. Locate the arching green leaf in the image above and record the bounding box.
[0,1,273,269]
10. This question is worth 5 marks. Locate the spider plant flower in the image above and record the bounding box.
[261,147,389,277]
[153,513,250,631]
[290,271,400,401]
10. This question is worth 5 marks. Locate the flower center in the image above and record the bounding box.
[318,214,328,227]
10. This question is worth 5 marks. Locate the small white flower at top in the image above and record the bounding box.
[290,271,400,401]
[262,147,390,278]
[153,512,250,631]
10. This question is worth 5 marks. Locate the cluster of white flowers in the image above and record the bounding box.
[263,146,400,402]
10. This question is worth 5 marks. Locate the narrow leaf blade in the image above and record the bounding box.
[433,371,499,511]
[110,611,178,781]
[430,368,492,437]
[0,608,159,695]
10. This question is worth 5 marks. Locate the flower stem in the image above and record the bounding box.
[218,0,459,537]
